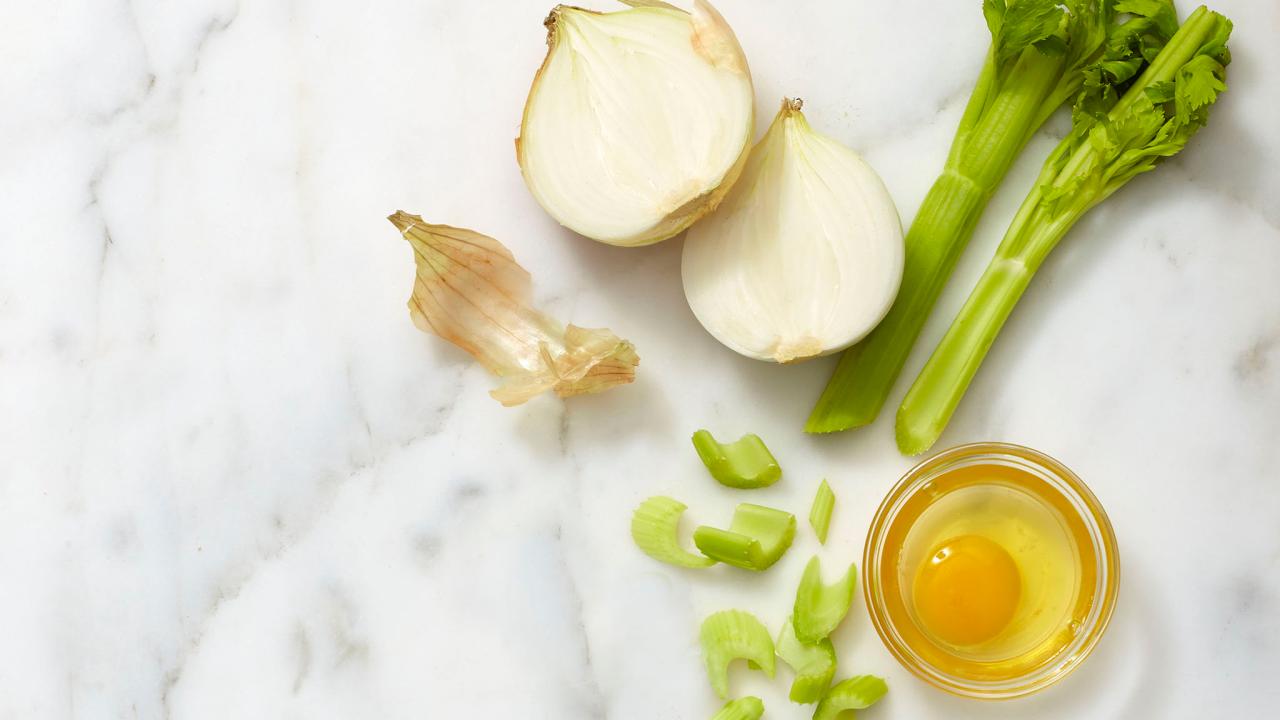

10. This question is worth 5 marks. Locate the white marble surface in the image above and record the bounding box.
[1,1,1278,717]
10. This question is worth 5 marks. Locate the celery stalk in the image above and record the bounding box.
[896,6,1232,454]
[807,1,1125,433]
[895,257,1035,454]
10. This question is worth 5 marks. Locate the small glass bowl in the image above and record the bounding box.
[863,442,1120,699]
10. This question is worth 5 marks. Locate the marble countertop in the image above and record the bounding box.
[2,1,1278,717]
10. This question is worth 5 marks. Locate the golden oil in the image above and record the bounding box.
[869,447,1110,687]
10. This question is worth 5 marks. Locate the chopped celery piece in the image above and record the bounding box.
[692,527,769,570]
[694,504,796,571]
[692,429,782,489]
[896,5,1234,454]
[700,610,776,699]
[813,675,888,720]
[808,480,835,544]
[630,496,716,569]
[710,696,764,720]
[776,617,837,704]
[793,556,857,644]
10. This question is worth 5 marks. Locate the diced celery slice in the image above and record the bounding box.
[692,527,767,570]
[630,496,716,568]
[694,504,796,571]
[700,610,776,699]
[776,617,837,704]
[710,696,764,720]
[813,675,888,720]
[692,429,782,489]
[793,556,857,644]
[808,479,835,544]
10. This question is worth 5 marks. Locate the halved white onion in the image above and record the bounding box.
[517,0,754,247]
[682,99,904,363]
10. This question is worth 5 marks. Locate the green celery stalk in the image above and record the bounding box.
[807,1,1124,434]
[896,5,1232,454]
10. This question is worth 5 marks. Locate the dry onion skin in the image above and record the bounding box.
[517,0,754,247]
[391,211,639,406]
[682,98,904,363]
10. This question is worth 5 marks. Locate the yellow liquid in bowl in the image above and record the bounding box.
[877,459,1100,683]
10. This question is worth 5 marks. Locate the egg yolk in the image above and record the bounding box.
[913,534,1022,647]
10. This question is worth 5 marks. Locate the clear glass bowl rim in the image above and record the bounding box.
[862,441,1121,700]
